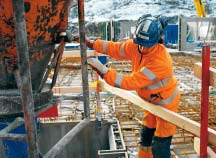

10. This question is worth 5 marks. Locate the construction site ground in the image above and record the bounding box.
[40,49,216,158]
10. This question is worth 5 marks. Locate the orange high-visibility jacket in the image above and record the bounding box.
[93,39,179,106]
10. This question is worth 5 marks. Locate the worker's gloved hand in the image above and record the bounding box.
[72,35,80,42]
[86,39,94,49]
[87,57,108,78]
[72,35,94,49]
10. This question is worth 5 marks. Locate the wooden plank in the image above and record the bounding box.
[194,62,216,88]
[194,137,200,155]
[53,86,97,94]
[99,79,216,146]
[63,50,107,58]
[194,137,216,158]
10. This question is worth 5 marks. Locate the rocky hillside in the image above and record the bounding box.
[69,0,215,23]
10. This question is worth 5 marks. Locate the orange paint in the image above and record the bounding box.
[0,0,73,90]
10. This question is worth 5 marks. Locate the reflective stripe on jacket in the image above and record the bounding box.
[93,39,179,106]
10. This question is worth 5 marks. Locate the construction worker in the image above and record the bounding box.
[85,16,180,158]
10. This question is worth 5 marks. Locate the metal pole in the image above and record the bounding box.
[0,117,24,133]
[50,42,66,90]
[38,42,65,92]
[0,133,26,141]
[44,119,90,158]
[200,45,210,158]
[95,52,102,127]
[78,0,90,118]
[95,54,101,114]
[12,0,38,157]
[77,2,91,157]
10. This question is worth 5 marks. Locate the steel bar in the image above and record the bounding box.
[12,0,38,157]
[77,3,91,157]
[54,95,84,101]
[0,117,24,134]
[44,118,90,158]
[200,45,210,158]
[78,0,90,118]
[37,48,59,92]
[0,133,26,141]
[50,42,66,90]
[95,52,102,119]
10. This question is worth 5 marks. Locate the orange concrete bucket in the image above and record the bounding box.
[0,0,73,91]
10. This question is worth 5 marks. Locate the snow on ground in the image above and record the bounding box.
[69,0,216,23]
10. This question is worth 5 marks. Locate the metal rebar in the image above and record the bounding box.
[78,0,90,118]
[0,133,26,141]
[0,117,24,134]
[50,42,66,90]
[12,0,38,157]
[43,118,90,158]
[38,43,64,92]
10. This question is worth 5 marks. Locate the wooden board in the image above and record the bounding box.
[53,86,97,94]
[194,62,216,88]
[194,137,216,158]
[63,50,107,58]
[100,79,216,146]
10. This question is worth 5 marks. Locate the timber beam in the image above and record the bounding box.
[99,79,216,146]
[53,86,97,94]
[63,50,107,58]
[194,62,216,88]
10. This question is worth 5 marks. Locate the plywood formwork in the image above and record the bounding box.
[46,50,216,157]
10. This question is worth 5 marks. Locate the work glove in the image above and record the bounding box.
[86,39,94,49]
[87,57,108,78]
[72,35,94,49]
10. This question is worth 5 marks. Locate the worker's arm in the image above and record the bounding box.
[87,57,169,90]
[87,39,135,61]
[103,66,169,90]
[104,69,154,90]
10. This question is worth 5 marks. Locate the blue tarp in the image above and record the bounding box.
[164,24,178,47]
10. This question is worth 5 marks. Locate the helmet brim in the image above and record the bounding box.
[133,37,156,47]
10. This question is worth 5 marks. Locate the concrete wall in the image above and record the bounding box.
[38,120,111,158]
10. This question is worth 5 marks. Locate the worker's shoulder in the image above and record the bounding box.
[123,39,137,47]
[156,43,169,54]
[158,43,166,49]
